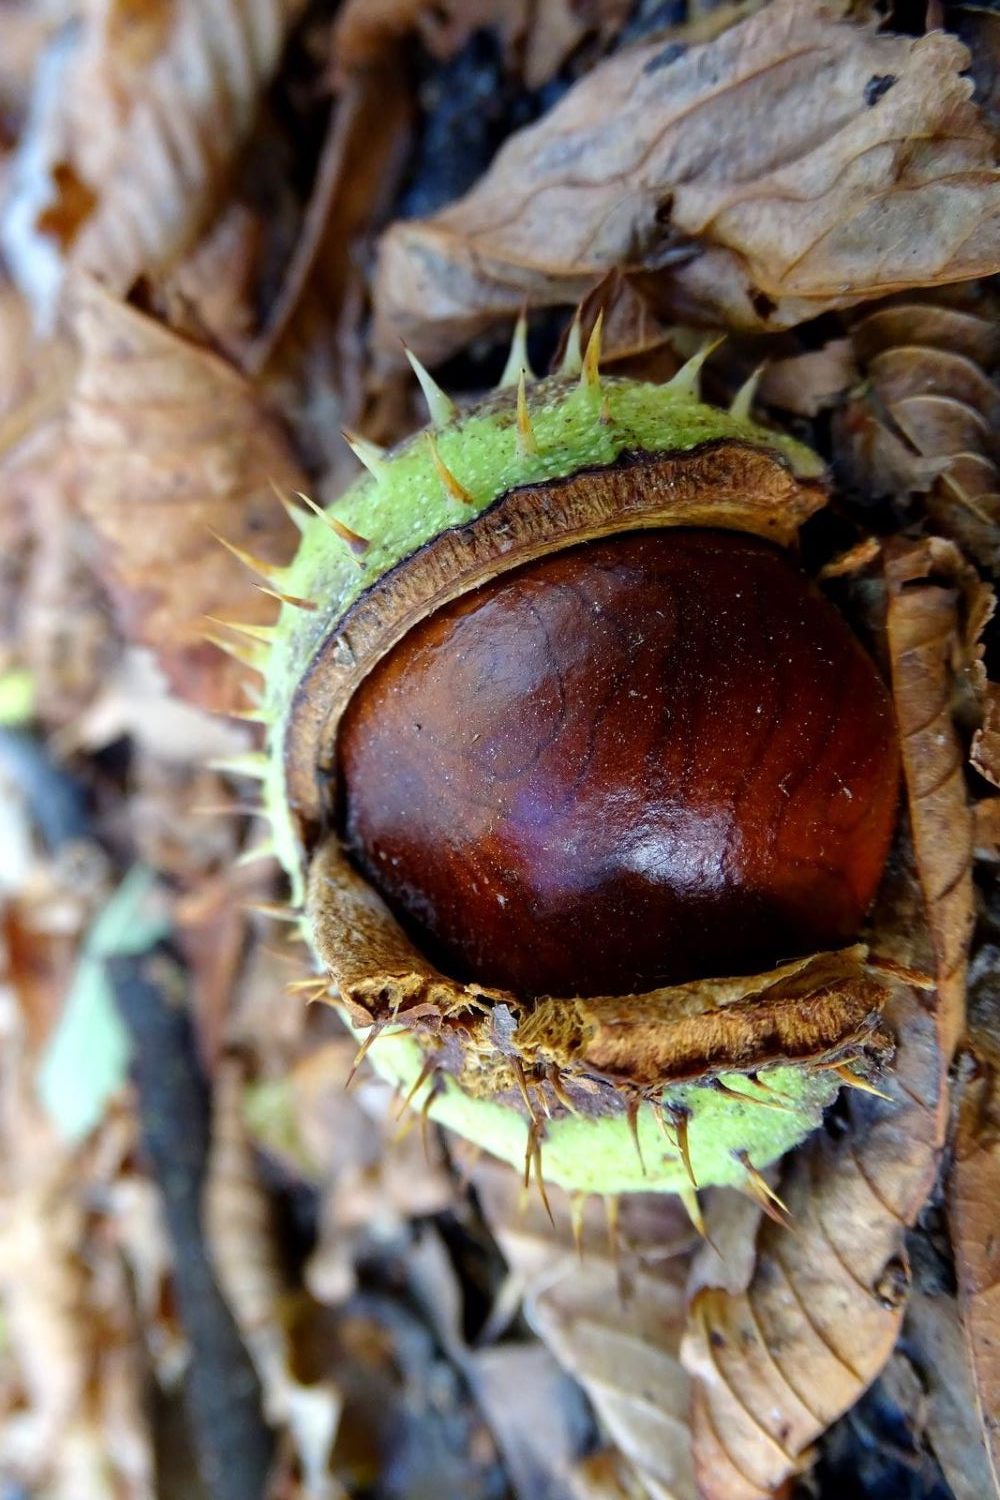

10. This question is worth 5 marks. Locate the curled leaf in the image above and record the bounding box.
[885,538,977,1056]
[205,1054,345,1497]
[683,976,947,1500]
[839,286,1000,570]
[684,536,977,1497]
[65,0,307,291]
[374,0,1000,363]
[475,1158,697,1500]
[69,278,303,713]
[949,967,1000,1495]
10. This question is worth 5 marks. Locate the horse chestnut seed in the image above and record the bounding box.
[257,350,903,1194]
[338,528,900,998]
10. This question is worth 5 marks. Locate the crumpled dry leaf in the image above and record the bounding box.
[406,1227,594,1500]
[757,340,857,419]
[59,0,307,293]
[247,1034,454,1305]
[683,538,976,1498]
[554,269,685,384]
[20,434,121,727]
[973,682,1000,789]
[948,955,1000,1495]
[374,0,1000,364]
[205,1054,345,1499]
[153,203,264,364]
[904,1282,999,1500]
[683,973,947,1500]
[885,538,978,1055]
[476,1157,697,1500]
[0,282,94,707]
[245,58,411,381]
[69,278,303,713]
[838,285,1000,570]
[0,928,155,1500]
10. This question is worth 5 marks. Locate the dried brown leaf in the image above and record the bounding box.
[757,341,857,419]
[683,539,976,1498]
[154,203,264,363]
[205,1054,290,1357]
[205,1055,344,1495]
[406,1227,596,1500]
[287,1038,452,1301]
[252,60,411,376]
[904,1285,999,1500]
[64,0,307,291]
[974,681,1000,788]
[885,539,977,1056]
[839,285,1000,569]
[974,794,1000,859]
[476,1158,697,1500]
[570,1447,653,1500]
[374,1,1000,364]
[69,278,303,713]
[949,971,1000,1495]
[0,283,79,680]
[684,977,947,1500]
[21,432,120,726]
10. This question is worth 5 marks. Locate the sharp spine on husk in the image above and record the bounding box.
[210,530,289,588]
[426,431,474,505]
[625,1097,646,1177]
[729,364,765,422]
[202,629,269,671]
[661,1101,697,1190]
[560,308,583,377]
[204,616,278,645]
[679,1185,709,1243]
[831,1063,894,1102]
[346,1021,385,1088]
[404,345,458,427]
[253,583,317,612]
[499,309,535,388]
[666,335,724,401]
[235,839,277,868]
[294,490,371,558]
[342,428,388,480]
[580,311,604,391]
[735,1149,791,1227]
[516,371,538,455]
[270,478,310,531]
[209,752,269,780]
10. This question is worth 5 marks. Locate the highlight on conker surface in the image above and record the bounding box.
[239,322,906,1203]
[337,528,899,1000]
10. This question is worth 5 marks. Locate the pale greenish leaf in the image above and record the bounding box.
[37,865,172,1142]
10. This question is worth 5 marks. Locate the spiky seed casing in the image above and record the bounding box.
[249,334,900,1201]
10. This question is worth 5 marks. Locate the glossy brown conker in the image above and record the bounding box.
[337,528,900,999]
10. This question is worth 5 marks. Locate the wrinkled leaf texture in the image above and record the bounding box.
[374,0,1000,364]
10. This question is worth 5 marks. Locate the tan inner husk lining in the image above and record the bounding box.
[307,837,898,1120]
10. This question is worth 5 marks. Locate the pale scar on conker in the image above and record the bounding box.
[248,327,908,1198]
[337,528,900,999]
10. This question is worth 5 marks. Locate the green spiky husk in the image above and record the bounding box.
[254,364,876,1200]
[364,1026,841,1195]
